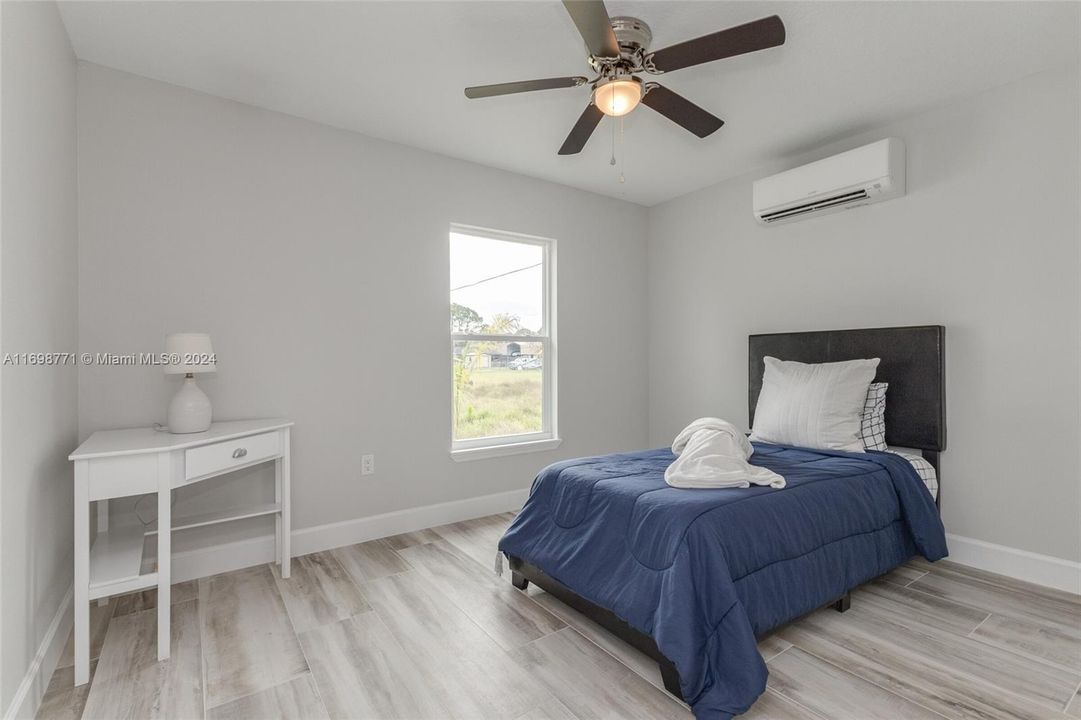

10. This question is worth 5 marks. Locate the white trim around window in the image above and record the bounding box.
[450,436,563,462]
[449,224,558,458]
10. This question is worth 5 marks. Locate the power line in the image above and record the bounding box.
[450,262,541,292]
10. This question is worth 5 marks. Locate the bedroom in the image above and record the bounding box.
[2,1,1079,719]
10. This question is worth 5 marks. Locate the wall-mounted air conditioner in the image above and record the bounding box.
[753,138,906,225]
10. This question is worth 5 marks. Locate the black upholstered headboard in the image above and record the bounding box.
[748,326,946,457]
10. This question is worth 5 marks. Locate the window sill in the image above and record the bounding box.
[451,437,563,462]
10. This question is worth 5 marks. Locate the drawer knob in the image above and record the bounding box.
[232,447,248,459]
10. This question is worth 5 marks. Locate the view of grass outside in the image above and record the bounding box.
[452,363,543,440]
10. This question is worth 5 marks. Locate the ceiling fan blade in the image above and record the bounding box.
[648,15,785,73]
[464,76,588,99]
[558,103,604,155]
[562,0,620,58]
[641,84,724,138]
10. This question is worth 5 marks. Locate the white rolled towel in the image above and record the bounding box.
[665,417,786,489]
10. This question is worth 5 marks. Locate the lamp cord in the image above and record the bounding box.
[133,490,177,526]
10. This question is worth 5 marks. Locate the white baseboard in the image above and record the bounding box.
[3,586,74,720]
[171,486,529,584]
[946,533,1081,594]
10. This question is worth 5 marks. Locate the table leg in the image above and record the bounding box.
[275,457,282,568]
[281,428,291,579]
[157,454,171,661]
[96,501,109,608]
[74,462,90,686]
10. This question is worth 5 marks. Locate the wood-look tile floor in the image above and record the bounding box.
[39,513,1081,720]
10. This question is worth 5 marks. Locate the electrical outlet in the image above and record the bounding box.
[361,454,375,476]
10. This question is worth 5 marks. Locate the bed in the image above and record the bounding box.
[498,325,949,719]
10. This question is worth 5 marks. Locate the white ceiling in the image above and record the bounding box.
[58,1,1079,206]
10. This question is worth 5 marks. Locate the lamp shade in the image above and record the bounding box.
[593,76,643,117]
[164,333,216,374]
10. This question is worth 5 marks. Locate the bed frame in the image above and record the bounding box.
[508,325,946,701]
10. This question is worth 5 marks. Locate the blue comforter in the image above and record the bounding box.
[498,442,948,719]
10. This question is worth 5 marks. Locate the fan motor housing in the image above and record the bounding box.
[610,16,652,55]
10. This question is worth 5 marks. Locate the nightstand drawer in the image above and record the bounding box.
[184,431,280,481]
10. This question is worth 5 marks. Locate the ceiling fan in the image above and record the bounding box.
[464,1,785,155]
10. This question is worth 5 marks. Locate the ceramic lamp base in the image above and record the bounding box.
[168,375,212,433]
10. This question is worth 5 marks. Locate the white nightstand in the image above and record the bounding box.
[68,418,293,686]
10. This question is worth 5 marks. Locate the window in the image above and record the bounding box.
[450,225,557,458]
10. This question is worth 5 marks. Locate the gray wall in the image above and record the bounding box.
[647,65,1081,562]
[0,1,79,710]
[76,64,649,541]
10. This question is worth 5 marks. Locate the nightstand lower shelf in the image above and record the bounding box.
[88,525,157,601]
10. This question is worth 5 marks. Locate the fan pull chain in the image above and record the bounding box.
[610,115,617,166]
[619,115,626,184]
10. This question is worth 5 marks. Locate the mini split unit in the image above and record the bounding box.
[753,137,906,225]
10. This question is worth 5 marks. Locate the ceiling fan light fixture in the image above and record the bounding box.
[463,3,784,154]
[593,76,643,117]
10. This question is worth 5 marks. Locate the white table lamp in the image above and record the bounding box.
[164,333,216,433]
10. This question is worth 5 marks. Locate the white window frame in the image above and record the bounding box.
[450,223,559,461]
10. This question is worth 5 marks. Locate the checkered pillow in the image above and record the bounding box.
[860,382,888,451]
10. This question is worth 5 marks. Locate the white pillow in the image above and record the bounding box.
[860,382,888,451]
[749,357,880,452]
